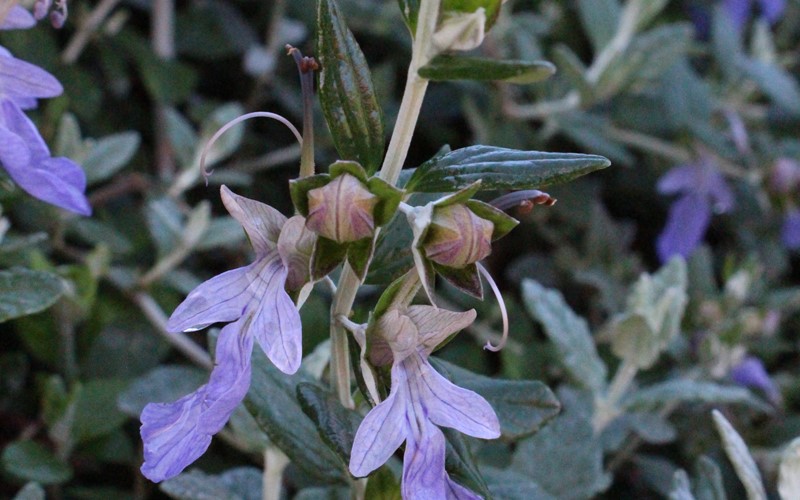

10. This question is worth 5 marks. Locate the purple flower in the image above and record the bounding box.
[351,306,500,498]
[1,6,36,30]
[782,209,800,249]
[140,186,315,482]
[723,0,786,30]
[656,160,733,263]
[0,48,90,215]
[730,356,781,404]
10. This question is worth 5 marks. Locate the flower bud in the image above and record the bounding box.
[369,309,420,366]
[306,173,378,243]
[423,204,494,268]
[769,158,800,195]
[433,0,503,52]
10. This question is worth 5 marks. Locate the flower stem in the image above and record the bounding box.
[329,263,359,408]
[593,358,638,432]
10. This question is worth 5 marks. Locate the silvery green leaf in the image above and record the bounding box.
[576,0,620,52]
[54,113,83,159]
[609,312,660,368]
[694,456,727,500]
[551,45,593,102]
[511,389,611,499]
[711,5,743,80]
[711,410,767,500]
[737,59,800,116]
[418,55,556,84]
[195,217,247,251]
[117,365,207,417]
[0,440,72,485]
[522,280,607,392]
[164,108,198,168]
[778,437,800,500]
[623,380,769,412]
[669,470,696,500]
[145,197,184,256]
[634,0,670,30]
[0,268,64,323]
[482,466,556,500]
[602,412,676,451]
[12,483,45,500]
[558,112,636,166]
[82,132,141,185]
[161,469,243,500]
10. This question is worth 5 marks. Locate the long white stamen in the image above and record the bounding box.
[200,111,303,183]
[478,263,509,352]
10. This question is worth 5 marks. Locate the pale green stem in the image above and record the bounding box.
[263,446,289,500]
[328,0,441,409]
[61,0,121,64]
[592,358,638,433]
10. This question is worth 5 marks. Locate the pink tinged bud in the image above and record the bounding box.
[306,174,378,243]
[423,204,494,268]
[769,158,800,195]
[278,215,316,292]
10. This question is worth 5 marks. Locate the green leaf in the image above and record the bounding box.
[432,358,561,441]
[669,470,695,500]
[161,468,262,500]
[623,380,770,412]
[364,466,401,499]
[551,45,593,102]
[511,389,611,499]
[738,58,800,116]
[694,456,726,500]
[482,467,556,500]
[296,382,362,466]
[12,483,46,500]
[0,268,64,323]
[346,237,375,281]
[434,262,483,299]
[71,379,130,444]
[576,0,620,52]
[712,410,766,500]
[418,55,555,84]
[779,438,800,500]
[82,132,141,186]
[444,428,492,499]
[522,280,607,392]
[1,441,72,485]
[317,0,384,172]
[118,365,207,417]
[367,211,416,285]
[312,236,349,281]
[246,351,348,484]
[405,146,610,193]
[117,31,197,104]
[397,0,420,35]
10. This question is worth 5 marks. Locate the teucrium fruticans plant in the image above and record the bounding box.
[138,0,610,496]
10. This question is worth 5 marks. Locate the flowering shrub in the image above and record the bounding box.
[1,0,799,499]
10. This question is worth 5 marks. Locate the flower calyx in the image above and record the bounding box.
[433,0,505,52]
[406,180,518,301]
[290,160,403,280]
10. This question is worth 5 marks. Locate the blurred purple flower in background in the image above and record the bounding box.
[0,9,90,215]
[730,355,781,404]
[657,159,734,263]
[782,209,800,249]
[722,0,786,30]
[140,186,313,482]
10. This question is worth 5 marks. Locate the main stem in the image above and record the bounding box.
[328,0,440,408]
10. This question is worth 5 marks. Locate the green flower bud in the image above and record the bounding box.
[306,173,379,243]
[423,203,494,268]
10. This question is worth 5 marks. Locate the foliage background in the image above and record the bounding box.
[1,0,800,498]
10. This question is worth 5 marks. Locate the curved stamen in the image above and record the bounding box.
[490,190,556,214]
[200,111,302,184]
[478,263,509,352]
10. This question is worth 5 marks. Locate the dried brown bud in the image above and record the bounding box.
[423,204,494,268]
[306,174,378,243]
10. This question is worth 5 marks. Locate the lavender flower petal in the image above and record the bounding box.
[402,420,449,499]
[781,210,800,249]
[758,0,786,23]
[166,261,268,333]
[349,367,409,477]
[731,356,780,402]
[9,158,91,215]
[221,185,285,257]
[0,53,63,100]
[657,165,698,195]
[447,478,482,500]
[247,257,303,374]
[405,353,500,439]
[140,323,254,482]
[723,0,752,29]
[657,193,711,262]
[1,6,37,30]
[706,169,734,213]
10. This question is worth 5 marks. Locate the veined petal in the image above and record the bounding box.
[406,305,476,354]
[349,364,410,477]
[656,193,711,263]
[247,257,303,374]
[402,420,449,499]
[0,119,32,173]
[167,258,275,333]
[277,215,316,291]
[140,323,254,482]
[657,165,698,195]
[2,99,50,158]
[447,478,483,499]
[8,159,91,215]
[0,55,62,100]
[221,185,286,257]
[406,353,500,439]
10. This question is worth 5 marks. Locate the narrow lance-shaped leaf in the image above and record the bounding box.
[712,410,767,500]
[0,268,64,323]
[317,0,384,173]
[406,146,610,193]
[418,55,556,84]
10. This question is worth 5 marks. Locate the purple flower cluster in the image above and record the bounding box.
[722,0,785,30]
[0,6,89,215]
[140,186,314,482]
[656,159,733,262]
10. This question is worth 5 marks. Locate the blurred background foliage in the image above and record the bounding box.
[1,0,800,498]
